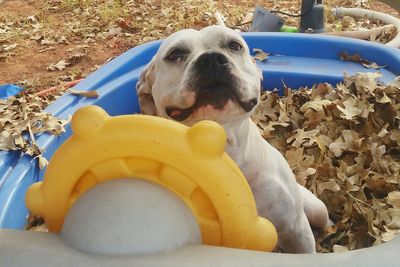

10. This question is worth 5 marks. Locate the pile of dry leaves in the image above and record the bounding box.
[0,94,67,168]
[253,72,400,252]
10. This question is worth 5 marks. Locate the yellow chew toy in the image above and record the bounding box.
[26,105,277,252]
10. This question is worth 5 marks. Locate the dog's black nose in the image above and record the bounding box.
[195,52,229,74]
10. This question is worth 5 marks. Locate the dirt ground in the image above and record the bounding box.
[0,0,398,93]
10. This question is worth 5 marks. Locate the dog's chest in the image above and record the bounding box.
[224,142,264,187]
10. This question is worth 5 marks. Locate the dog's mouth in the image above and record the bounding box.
[165,84,258,122]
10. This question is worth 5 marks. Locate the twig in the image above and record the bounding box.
[346,192,385,220]
[22,106,41,156]
[234,20,253,27]
[23,106,49,169]
[35,79,83,97]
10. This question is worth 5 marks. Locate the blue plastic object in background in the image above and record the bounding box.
[1,33,400,230]
[0,84,23,99]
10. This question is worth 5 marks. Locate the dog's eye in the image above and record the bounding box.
[166,49,185,62]
[228,41,243,51]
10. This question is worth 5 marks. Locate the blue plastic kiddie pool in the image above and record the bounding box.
[1,33,400,267]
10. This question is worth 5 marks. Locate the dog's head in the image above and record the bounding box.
[136,25,262,125]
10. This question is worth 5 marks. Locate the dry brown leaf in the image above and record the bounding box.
[253,48,269,62]
[287,128,320,148]
[46,60,70,71]
[0,132,17,151]
[337,97,362,122]
[241,12,253,25]
[296,167,316,186]
[332,244,349,252]
[339,51,384,70]
[381,227,400,242]
[362,62,386,69]
[2,43,17,51]
[317,179,341,195]
[376,92,392,104]
[386,208,400,229]
[340,51,366,63]
[387,192,400,209]
[300,98,332,112]
[37,155,49,170]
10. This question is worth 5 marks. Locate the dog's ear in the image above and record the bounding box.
[136,58,158,115]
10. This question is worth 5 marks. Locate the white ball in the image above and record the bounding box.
[61,178,201,255]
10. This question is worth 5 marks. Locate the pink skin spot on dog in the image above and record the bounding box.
[194,100,235,117]
[181,90,196,106]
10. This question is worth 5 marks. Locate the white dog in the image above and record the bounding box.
[136,25,329,253]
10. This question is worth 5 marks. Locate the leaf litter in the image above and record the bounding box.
[1,0,397,90]
[252,72,400,252]
[339,51,386,70]
[0,94,69,169]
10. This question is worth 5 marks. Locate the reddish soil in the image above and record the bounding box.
[0,0,398,92]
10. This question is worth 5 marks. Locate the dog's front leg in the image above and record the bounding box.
[224,121,316,253]
[251,179,316,253]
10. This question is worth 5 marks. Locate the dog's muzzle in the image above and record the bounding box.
[195,52,229,77]
[165,52,258,121]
